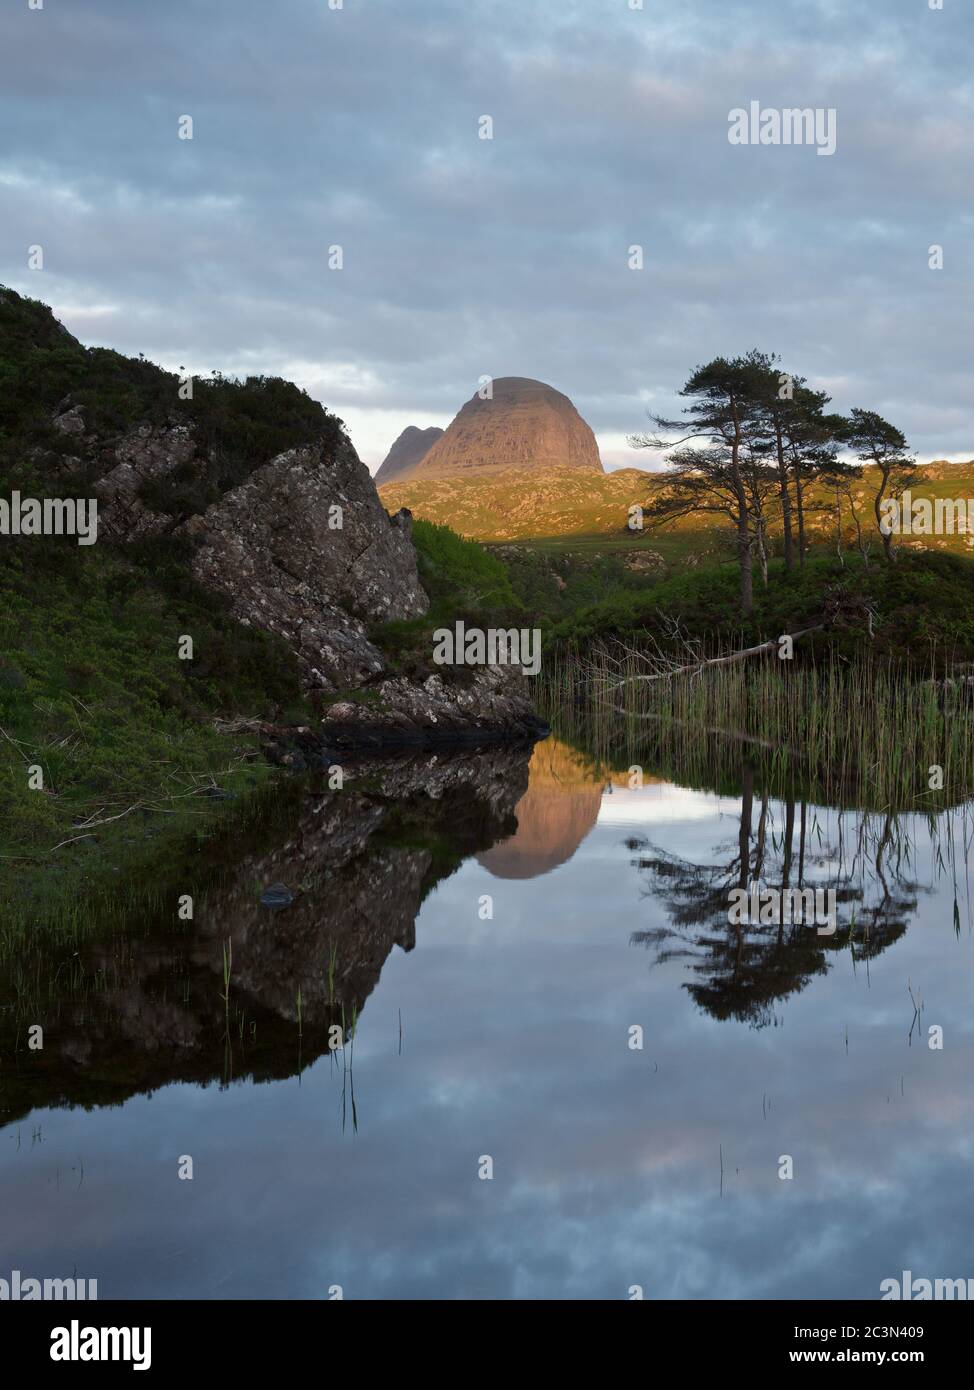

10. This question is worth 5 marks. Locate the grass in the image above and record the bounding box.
[411,518,520,615]
[365,517,526,687]
[221,938,233,1032]
[0,534,312,936]
[512,530,727,562]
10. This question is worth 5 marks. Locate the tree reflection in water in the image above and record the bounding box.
[624,765,958,1027]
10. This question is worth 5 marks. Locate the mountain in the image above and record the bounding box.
[407,376,603,479]
[374,425,444,484]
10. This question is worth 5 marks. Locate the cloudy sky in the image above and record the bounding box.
[1,0,970,471]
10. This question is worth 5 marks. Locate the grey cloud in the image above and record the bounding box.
[0,0,970,466]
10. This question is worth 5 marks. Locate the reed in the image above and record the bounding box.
[221,938,232,1026]
[539,644,974,811]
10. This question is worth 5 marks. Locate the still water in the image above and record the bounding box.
[2,737,972,1299]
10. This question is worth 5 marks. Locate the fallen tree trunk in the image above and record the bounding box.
[595,624,825,688]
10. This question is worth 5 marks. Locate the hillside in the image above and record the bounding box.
[0,287,340,513]
[380,464,650,539]
[0,289,546,929]
[381,458,974,559]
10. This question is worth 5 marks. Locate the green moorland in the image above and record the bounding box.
[0,536,308,938]
[488,530,731,618]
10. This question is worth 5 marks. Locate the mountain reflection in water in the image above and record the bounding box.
[1,737,972,1300]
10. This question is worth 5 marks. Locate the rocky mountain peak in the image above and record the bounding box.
[405,376,603,479]
[374,425,444,484]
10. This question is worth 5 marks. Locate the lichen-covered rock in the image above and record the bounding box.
[39,396,543,744]
[177,439,429,692]
[52,402,86,435]
[92,421,199,540]
[44,402,204,541]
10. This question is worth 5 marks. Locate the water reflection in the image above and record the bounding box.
[1,735,972,1299]
[0,744,532,1126]
[629,774,923,1026]
[477,740,655,878]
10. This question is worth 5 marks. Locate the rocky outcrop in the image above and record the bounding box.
[313,666,547,755]
[374,425,444,484]
[51,401,86,435]
[170,438,543,740]
[410,376,603,479]
[178,439,428,692]
[90,421,200,541]
[45,406,212,542]
[42,401,543,745]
